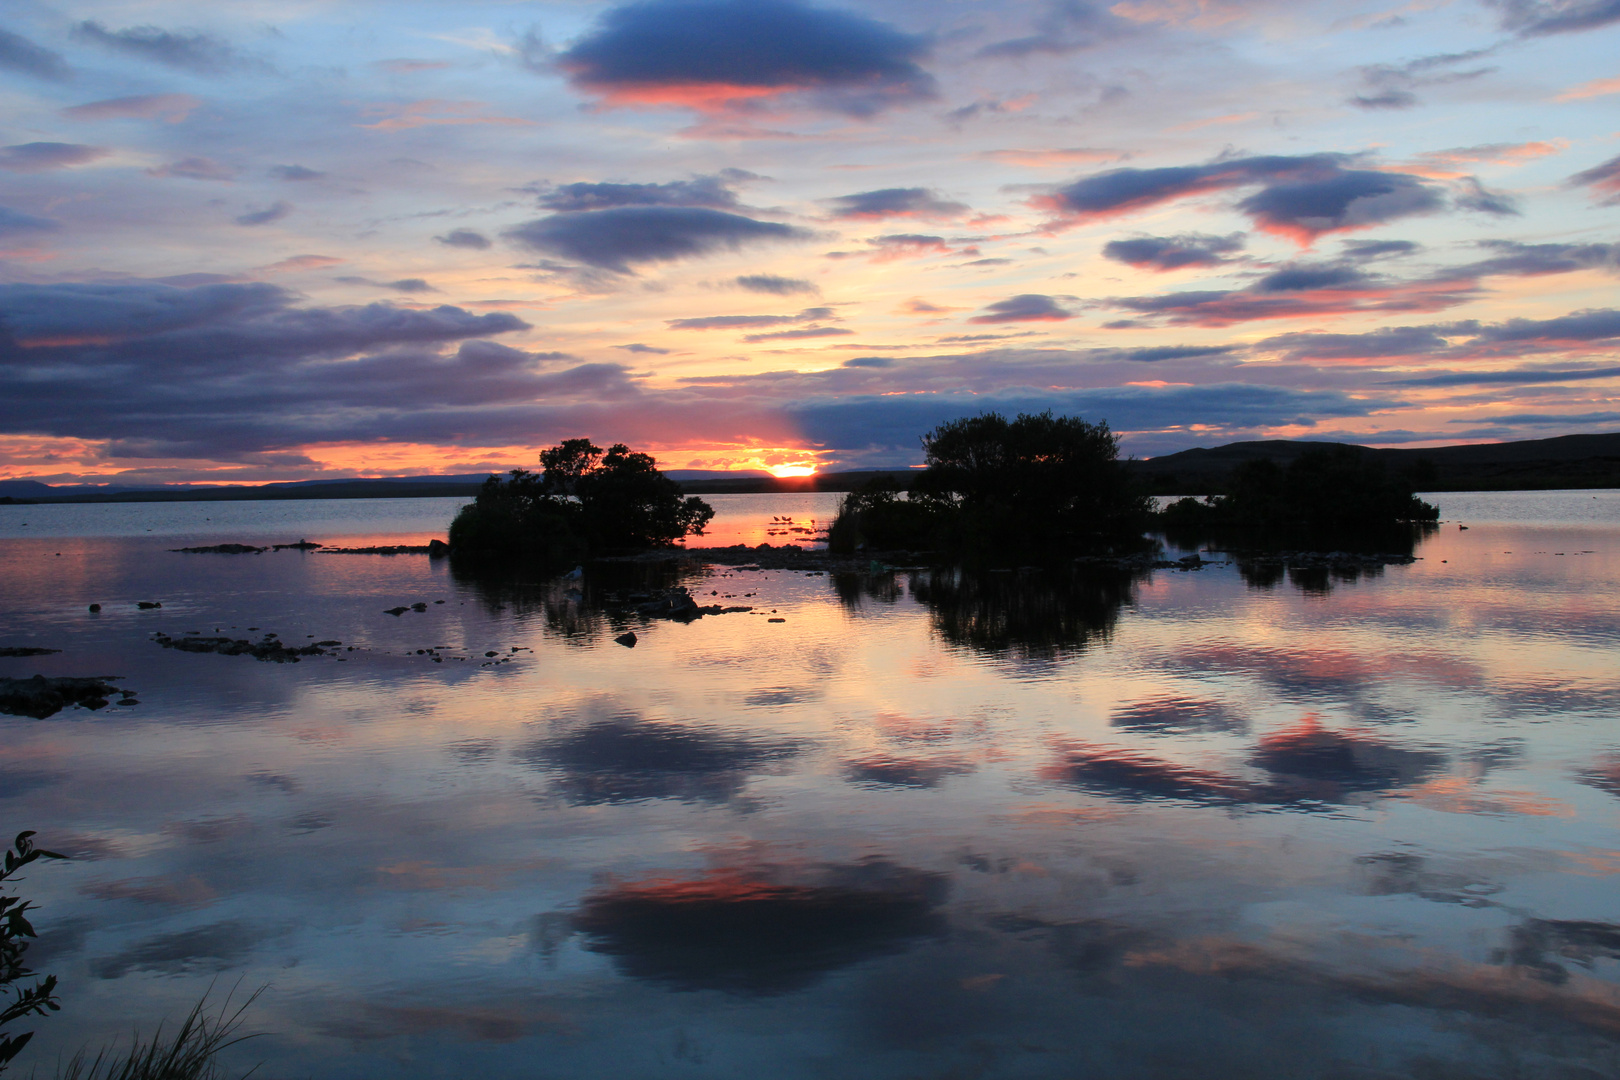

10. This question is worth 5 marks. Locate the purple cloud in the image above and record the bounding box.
[148,157,236,181]
[73,20,240,73]
[1039,153,1445,243]
[555,0,936,115]
[735,274,818,295]
[1490,0,1620,37]
[968,294,1074,323]
[1570,154,1620,204]
[435,229,492,250]
[0,207,60,237]
[537,174,745,211]
[824,187,968,220]
[1103,232,1245,271]
[0,143,108,173]
[0,28,70,80]
[235,202,293,226]
[741,326,853,341]
[668,306,832,329]
[504,207,810,274]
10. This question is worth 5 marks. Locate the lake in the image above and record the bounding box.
[3,490,1620,1078]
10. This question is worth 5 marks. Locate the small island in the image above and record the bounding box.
[448,438,716,564]
[829,410,1153,562]
[1158,444,1439,532]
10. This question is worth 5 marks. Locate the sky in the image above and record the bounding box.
[1,0,1618,483]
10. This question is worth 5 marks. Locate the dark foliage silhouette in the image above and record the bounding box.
[449,438,714,562]
[829,411,1151,560]
[1160,445,1438,532]
[825,476,942,554]
[0,831,64,1074]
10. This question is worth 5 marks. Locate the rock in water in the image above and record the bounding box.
[170,543,267,554]
[0,647,61,657]
[0,675,128,719]
[152,633,328,664]
[614,632,638,648]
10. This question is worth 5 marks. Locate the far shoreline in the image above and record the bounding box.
[4,431,1619,505]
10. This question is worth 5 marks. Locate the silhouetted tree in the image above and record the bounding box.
[831,411,1150,559]
[449,439,714,562]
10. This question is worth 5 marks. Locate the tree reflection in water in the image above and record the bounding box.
[448,558,697,644]
[907,566,1147,665]
[1161,521,1440,595]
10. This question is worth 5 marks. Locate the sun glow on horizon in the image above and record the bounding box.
[766,464,818,478]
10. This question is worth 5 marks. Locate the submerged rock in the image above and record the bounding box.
[320,545,435,554]
[153,633,328,663]
[136,601,162,609]
[170,543,266,554]
[0,675,128,719]
[620,587,753,623]
[0,647,61,658]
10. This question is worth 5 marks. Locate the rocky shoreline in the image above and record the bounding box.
[160,535,1422,576]
[0,675,136,718]
[153,631,339,663]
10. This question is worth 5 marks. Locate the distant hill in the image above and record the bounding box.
[1129,433,1620,493]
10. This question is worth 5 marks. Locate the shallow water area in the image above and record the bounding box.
[2,491,1619,1078]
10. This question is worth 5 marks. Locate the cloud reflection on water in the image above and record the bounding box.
[572,861,948,995]
[520,710,803,806]
[1045,715,1444,809]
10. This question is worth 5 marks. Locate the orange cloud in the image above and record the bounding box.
[1556,76,1620,102]
[257,254,344,274]
[62,93,202,123]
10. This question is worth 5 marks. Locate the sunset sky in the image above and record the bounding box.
[2,0,1618,483]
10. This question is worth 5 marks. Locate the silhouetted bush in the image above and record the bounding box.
[825,476,943,554]
[829,411,1151,560]
[1159,445,1438,532]
[450,439,714,563]
[1,831,64,1074]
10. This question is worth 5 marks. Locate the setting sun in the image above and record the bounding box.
[766,464,818,478]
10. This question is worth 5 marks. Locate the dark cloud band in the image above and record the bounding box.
[556,0,935,114]
[504,206,810,273]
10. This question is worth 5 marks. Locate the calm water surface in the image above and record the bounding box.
[2,491,1619,1078]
